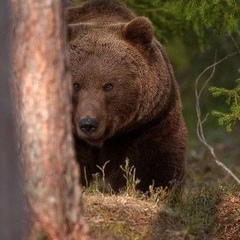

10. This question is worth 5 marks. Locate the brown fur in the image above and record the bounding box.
[67,0,187,193]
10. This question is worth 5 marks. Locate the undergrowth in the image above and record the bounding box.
[82,159,240,239]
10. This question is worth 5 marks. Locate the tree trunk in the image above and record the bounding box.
[11,0,90,239]
[0,1,25,239]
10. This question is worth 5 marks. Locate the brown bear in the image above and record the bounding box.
[66,0,187,193]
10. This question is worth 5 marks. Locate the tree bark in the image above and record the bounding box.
[0,1,25,239]
[11,0,90,239]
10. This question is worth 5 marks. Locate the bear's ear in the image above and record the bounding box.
[122,17,153,45]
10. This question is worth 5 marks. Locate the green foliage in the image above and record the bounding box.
[210,72,240,131]
[174,0,240,37]
[122,0,240,45]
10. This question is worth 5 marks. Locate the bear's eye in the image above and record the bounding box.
[103,83,114,92]
[73,82,81,92]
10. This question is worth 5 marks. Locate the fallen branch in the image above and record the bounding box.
[195,50,240,185]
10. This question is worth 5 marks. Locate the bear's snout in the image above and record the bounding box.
[79,117,98,134]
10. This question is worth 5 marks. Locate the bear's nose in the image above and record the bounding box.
[79,118,98,134]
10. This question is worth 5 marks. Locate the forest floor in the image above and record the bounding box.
[82,134,240,240]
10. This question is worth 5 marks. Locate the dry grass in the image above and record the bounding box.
[81,150,240,240]
[82,188,240,240]
[83,194,158,239]
[214,192,240,240]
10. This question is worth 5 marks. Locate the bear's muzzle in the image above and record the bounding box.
[79,117,98,134]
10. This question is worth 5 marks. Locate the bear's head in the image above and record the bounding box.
[68,17,165,147]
